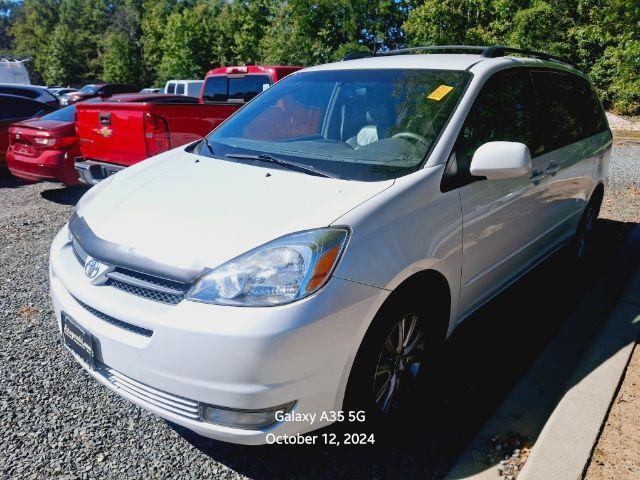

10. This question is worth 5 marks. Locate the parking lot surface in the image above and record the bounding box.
[1,143,638,479]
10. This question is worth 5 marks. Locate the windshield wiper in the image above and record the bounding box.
[225,153,333,178]
[200,136,215,156]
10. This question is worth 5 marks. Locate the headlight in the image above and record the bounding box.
[188,228,349,306]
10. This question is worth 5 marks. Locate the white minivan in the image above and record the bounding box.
[164,79,204,98]
[50,46,611,445]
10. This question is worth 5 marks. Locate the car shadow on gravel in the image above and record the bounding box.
[170,218,637,480]
[0,169,30,189]
[40,184,89,205]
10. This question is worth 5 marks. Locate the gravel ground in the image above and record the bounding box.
[1,143,638,479]
[601,140,640,223]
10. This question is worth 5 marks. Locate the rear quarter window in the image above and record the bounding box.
[532,71,608,152]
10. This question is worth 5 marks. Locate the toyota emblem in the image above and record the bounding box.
[84,258,100,279]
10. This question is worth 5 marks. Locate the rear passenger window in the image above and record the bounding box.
[176,83,185,95]
[1,98,46,120]
[532,71,608,152]
[446,69,538,188]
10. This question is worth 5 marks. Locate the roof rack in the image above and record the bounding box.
[342,45,577,68]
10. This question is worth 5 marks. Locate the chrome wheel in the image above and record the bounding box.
[373,313,425,414]
[577,206,596,258]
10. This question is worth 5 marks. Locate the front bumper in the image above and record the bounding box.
[49,225,387,444]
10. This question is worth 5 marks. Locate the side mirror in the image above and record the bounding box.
[469,141,532,180]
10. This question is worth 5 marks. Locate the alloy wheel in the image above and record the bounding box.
[372,313,425,414]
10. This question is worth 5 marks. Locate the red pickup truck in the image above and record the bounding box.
[75,65,301,184]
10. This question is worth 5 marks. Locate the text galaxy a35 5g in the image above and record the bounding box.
[49,46,611,445]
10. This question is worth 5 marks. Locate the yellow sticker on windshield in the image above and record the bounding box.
[427,85,454,101]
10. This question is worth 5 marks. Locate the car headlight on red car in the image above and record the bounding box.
[188,228,349,306]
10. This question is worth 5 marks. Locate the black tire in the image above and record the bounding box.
[573,192,603,260]
[343,285,444,432]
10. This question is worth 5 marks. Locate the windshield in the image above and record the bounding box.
[200,69,471,181]
[40,105,76,122]
[79,85,99,94]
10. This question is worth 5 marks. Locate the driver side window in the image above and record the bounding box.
[445,69,538,189]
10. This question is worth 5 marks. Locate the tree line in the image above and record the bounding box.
[0,0,638,114]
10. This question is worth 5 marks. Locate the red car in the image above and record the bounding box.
[1,94,57,169]
[75,66,302,183]
[6,104,80,185]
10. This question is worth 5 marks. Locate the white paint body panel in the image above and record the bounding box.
[49,52,612,444]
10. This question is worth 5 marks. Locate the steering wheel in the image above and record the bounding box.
[392,131,429,147]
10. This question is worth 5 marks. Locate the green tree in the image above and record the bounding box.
[506,1,573,57]
[102,30,141,84]
[259,0,409,65]
[141,0,178,86]
[56,0,112,83]
[42,24,83,84]
[403,0,494,46]
[0,1,14,51]
[101,0,143,85]
[157,2,217,82]
[10,0,60,80]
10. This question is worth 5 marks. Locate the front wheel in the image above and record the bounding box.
[344,292,442,430]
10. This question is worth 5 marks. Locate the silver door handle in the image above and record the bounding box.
[530,170,546,183]
[546,163,560,175]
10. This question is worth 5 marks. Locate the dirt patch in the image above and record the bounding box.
[18,305,39,320]
[584,343,640,479]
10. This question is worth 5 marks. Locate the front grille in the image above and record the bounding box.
[96,363,200,420]
[70,240,191,305]
[73,295,153,337]
[108,279,186,304]
[72,238,87,265]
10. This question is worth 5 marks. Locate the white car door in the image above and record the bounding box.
[530,71,611,243]
[445,68,554,320]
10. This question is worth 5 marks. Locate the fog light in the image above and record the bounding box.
[200,401,296,430]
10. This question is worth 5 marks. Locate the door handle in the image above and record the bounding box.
[546,163,560,175]
[530,169,546,184]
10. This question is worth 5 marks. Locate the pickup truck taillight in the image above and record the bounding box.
[143,113,171,157]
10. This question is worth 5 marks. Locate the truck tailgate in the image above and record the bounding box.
[77,103,148,166]
[77,102,240,167]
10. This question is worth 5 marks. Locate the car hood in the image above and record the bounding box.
[75,149,393,280]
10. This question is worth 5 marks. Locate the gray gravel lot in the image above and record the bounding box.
[1,143,638,479]
[602,140,640,223]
